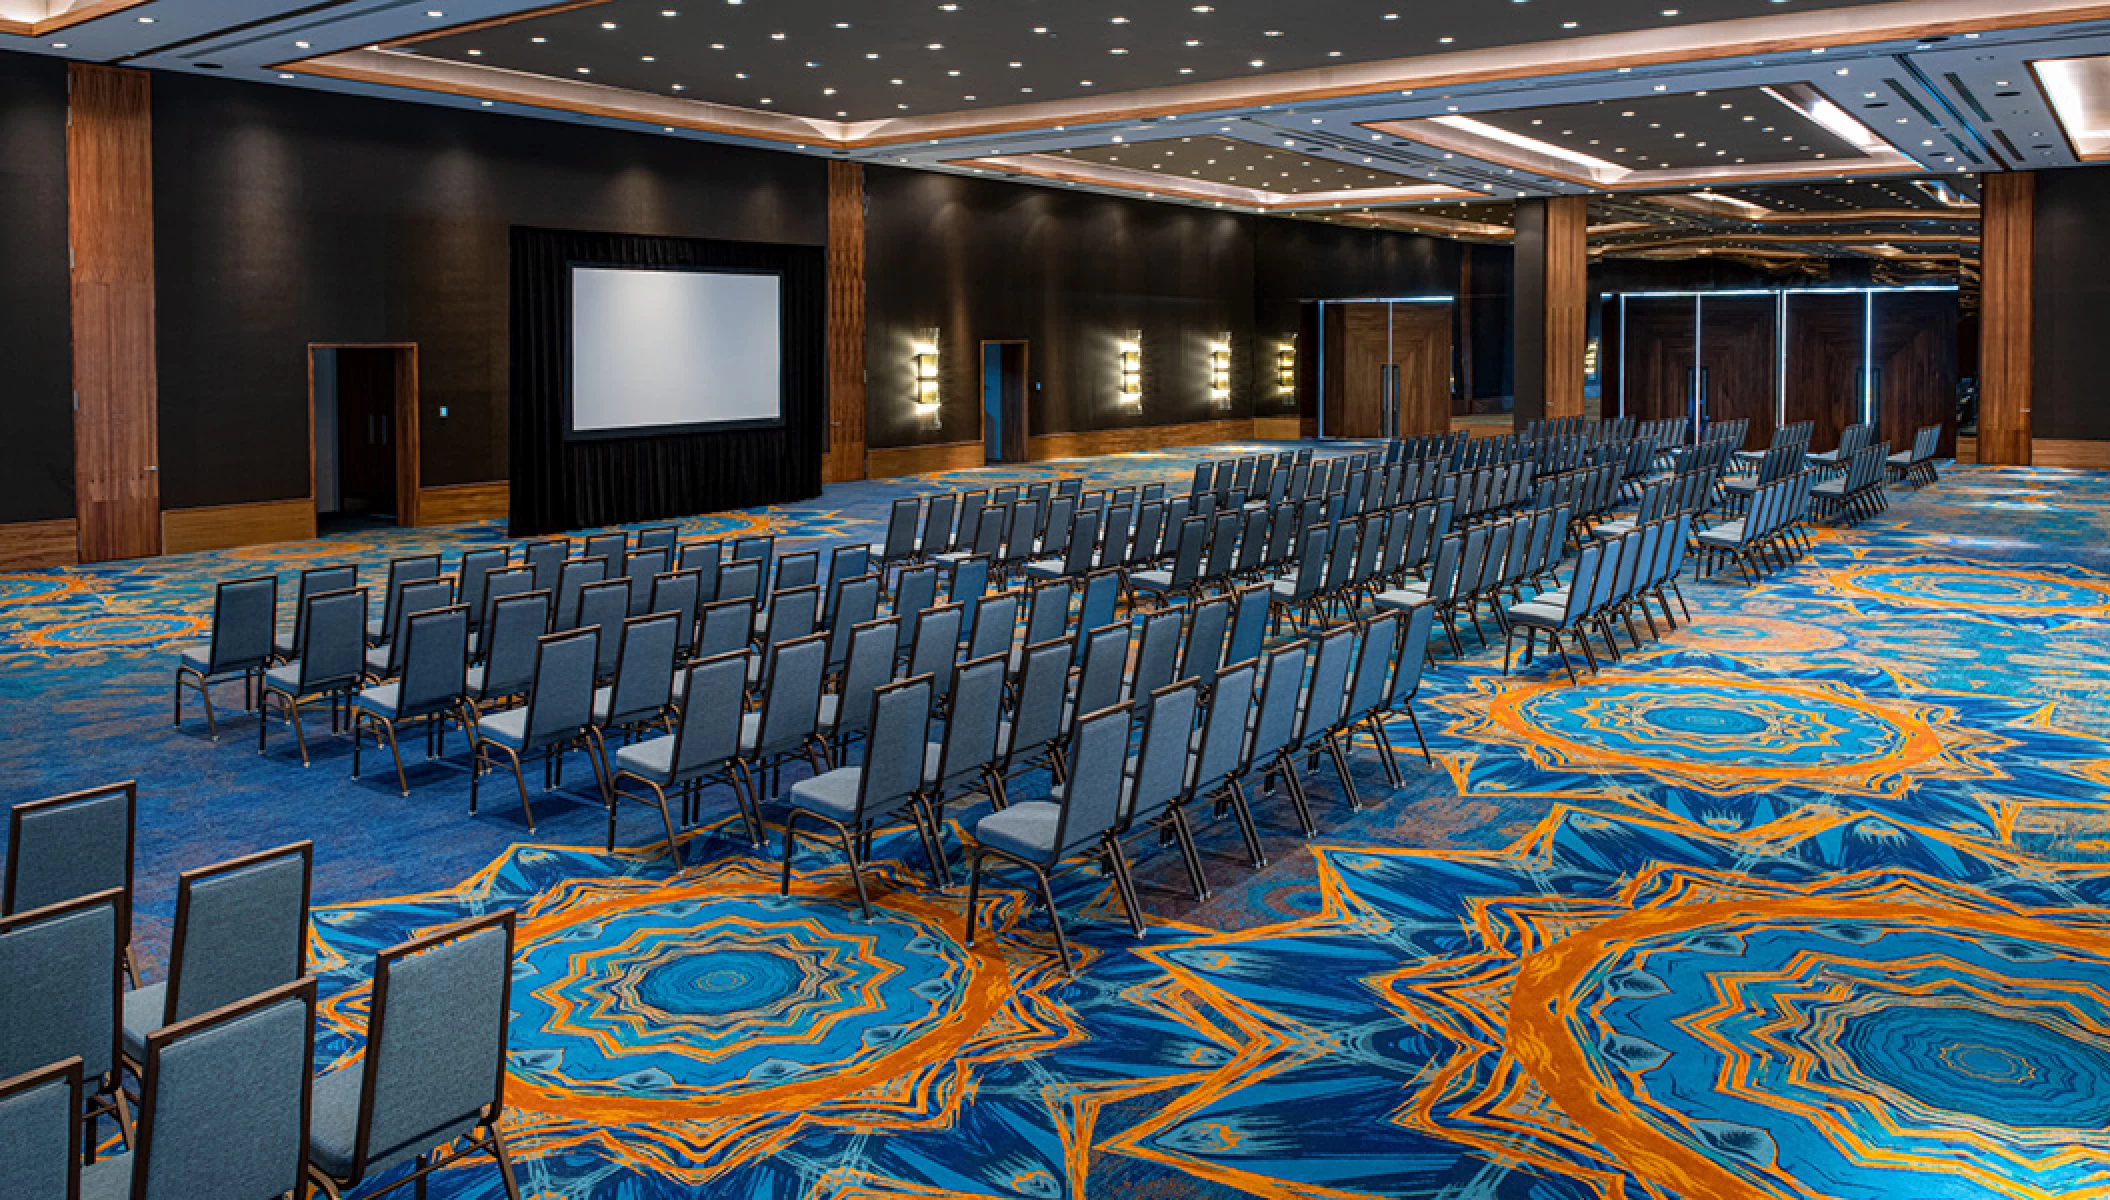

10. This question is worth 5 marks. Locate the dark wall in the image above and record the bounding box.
[863,167,1258,449]
[2033,165,2110,441]
[151,73,826,509]
[862,168,1460,448]
[0,53,75,524]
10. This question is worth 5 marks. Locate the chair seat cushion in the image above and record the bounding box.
[79,1154,130,1200]
[1022,559,1065,579]
[465,664,487,695]
[973,801,1061,862]
[1695,527,1744,547]
[477,708,528,750]
[263,664,303,695]
[1372,586,1431,611]
[788,767,863,822]
[120,982,165,1062]
[363,646,394,675]
[176,645,249,679]
[308,1067,487,1182]
[1130,570,1173,592]
[1506,601,1567,627]
[353,682,401,719]
[1888,452,1911,465]
[614,735,676,781]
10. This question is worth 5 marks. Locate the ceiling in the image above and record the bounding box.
[14,0,2110,269]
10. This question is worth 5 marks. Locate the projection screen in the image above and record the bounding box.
[567,265,783,437]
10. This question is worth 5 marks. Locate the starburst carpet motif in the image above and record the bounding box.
[6,446,2110,1198]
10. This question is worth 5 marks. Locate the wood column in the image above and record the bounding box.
[1511,195,1588,426]
[1978,171,2033,466]
[823,160,867,483]
[68,64,160,562]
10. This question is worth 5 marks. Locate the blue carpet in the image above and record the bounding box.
[8,447,2110,1199]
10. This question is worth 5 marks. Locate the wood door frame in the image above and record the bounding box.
[979,340,1030,463]
[307,342,420,527]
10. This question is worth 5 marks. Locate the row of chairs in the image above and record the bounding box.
[1694,472,1815,582]
[1503,513,1696,682]
[1,783,524,1199]
[1813,441,1892,523]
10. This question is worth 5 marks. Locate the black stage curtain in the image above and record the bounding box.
[508,226,825,537]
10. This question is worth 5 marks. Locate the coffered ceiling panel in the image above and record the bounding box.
[1465,87,1865,171]
[1053,134,1425,194]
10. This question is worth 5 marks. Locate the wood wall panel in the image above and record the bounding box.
[1542,195,1589,420]
[825,160,868,483]
[1620,297,1697,428]
[162,499,315,556]
[67,64,159,562]
[1252,417,1302,440]
[1700,295,1777,450]
[416,481,509,526]
[865,441,985,480]
[1980,171,2034,465]
[0,519,81,570]
[1873,291,1959,459]
[1395,302,1453,436]
[1027,418,1256,462]
[1784,292,1863,455]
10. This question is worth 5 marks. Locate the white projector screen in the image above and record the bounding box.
[568,265,783,436]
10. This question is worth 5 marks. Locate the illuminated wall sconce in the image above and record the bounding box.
[1276,339,1297,391]
[1209,335,1232,408]
[1117,332,1143,407]
[911,331,941,429]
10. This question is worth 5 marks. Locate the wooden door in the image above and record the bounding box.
[1873,292,1958,458]
[1393,302,1453,437]
[336,349,400,518]
[68,65,160,561]
[1326,302,1451,438]
[1333,303,1390,438]
[1699,296,1778,450]
[1619,298,1698,427]
[1783,293,1865,455]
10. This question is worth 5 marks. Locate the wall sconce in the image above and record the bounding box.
[1276,339,1297,391]
[1209,336,1232,408]
[911,331,941,429]
[1118,332,1143,407]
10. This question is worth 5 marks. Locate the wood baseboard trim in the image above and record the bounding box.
[0,518,81,570]
[1251,416,1303,441]
[162,499,317,556]
[416,481,510,527]
[1957,436,2109,469]
[1026,418,1256,462]
[866,441,986,479]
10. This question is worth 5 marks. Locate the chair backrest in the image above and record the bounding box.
[1075,622,1131,723]
[1129,501,1167,565]
[770,552,819,597]
[1127,681,1199,828]
[1022,579,1074,650]
[1346,613,1398,722]
[297,588,368,692]
[1058,509,1099,575]
[396,606,470,717]
[905,602,963,694]
[717,559,764,604]
[824,545,872,622]
[133,977,316,1200]
[649,570,703,652]
[1191,661,1258,793]
[966,590,1020,662]
[160,842,311,1029]
[752,633,828,758]
[1039,498,1076,556]
[1130,610,1184,713]
[637,525,679,554]
[967,505,1007,557]
[206,577,278,675]
[623,547,670,617]
[762,586,821,652]
[523,540,568,594]
[0,1056,81,1200]
[478,567,535,636]
[571,578,631,678]
[456,549,509,630]
[695,598,754,663]
[376,577,454,675]
[880,497,921,559]
[1385,603,1437,709]
[1097,503,1132,569]
[1295,626,1358,745]
[920,493,960,556]
[1202,511,1241,581]
[1075,570,1120,662]
[553,559,607,631]
[1224,584,1270,668]
[478,591,551,700]
[377,556,440,637]
[1562,542,1606,623]
[1166,517,1208,587]
[344,912,513,1183]
[1287,526,1330,600]
[855,677,935,821]
[828,618,899,742]
[1004,637,1072,765]
[1179,598,1232,683]
[584,532,628,576]
[680,540,724,599]
[670,653,747,777]
[523,629,599,748]
[1051,703,1134,858]
[891,566,940,655]
[935,655,1007,787]
[0,888,125,1083]
[288,564,357,656]
[826,575,883,671]
[605,613,680,727]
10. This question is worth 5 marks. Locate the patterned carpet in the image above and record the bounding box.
[7,447,2110,1199]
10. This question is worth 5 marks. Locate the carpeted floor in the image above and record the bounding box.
[8,446,2110,1199]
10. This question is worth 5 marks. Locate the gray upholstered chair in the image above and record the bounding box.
[648,569,702,661]
[5,781,138,983]
[916,653,1009,881]
[260,588,368,766]
[583,531,628,578]
[869,498,921,583]
[888,566,939,662]
[1127,610,1182,719]
[366,555,440,646]
[782,674,941,919]
[473,567,536,655]
[824,575,882,678]
[818,617,898,769]
[738,632,829,801]
[593,613,680,743]
[822,545,872,623]
[623,547,670,618]
[574,579,632,683]
[0,889,129,1153]
[93,977,318,1200]
[1186,660,1264,870]
[964,701,1137,973]
[613,652,755,860]
[963,590,1019,664]
[468,590,550,708]
[351,606,471,796]
[0,1055,85,1200]
[750,586,820,691]
[552,558,606,631]
[454,548,510,634]
[693,597,757,666]
[995,637,1071,798]
[363,577,454,680]
[681,541,724,603]
[731,534,774,566]
[716,558,764,605]
[471,628,608,833]
[770,550,822,596]
[275,564,357,661]
[636,524,679,554]
[307,913,520,1200]
[1106,679,1206,905]
[121,842,311,1069]
[174,576,278,740]
[903,604,963,716]
[521,539,568,594]
[1239,640,1317,839]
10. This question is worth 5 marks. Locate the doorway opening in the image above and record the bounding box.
[1314,299,1456,439]
[981,340,1029,464]
[310,343,421,535]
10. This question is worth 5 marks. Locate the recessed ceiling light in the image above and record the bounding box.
[137,13,155,20]
[662,9,678,15]
[1110,14,1129,22]
[927,41,943,49]
[672,83,685,90]
[1249,59,1265,67]
[576,66,590,73]
[770,31,784,39]
[600,21,617,29]
[50,40,66,46]
[293,39,310,48]
[532,36,545,42]
[278,72,294,79]
[641,55,654,62]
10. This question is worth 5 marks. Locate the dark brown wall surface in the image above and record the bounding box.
[0,52,75,524]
